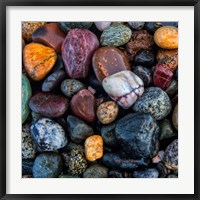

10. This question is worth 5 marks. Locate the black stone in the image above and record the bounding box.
[83,164,108,178]
[22,159,34,175]
[134,50,155,67]
[132,168,159,178]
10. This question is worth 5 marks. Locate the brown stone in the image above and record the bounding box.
[172,103,178,130]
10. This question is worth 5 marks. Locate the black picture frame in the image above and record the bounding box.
[0,0,199,199]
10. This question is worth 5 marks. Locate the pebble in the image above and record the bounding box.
[61,79,85,98]
[97,101,119,124]
[29,92,68,118]
[83,164,108,178]
[23,43,57,81]
[30,118,68,151]
[85,135,103,161]
[22,159,34,175]
[134,50,155,66]
[168,174,178,178]
[152,151,165,163]
[108,170,124,178]
[92,47,130,82]
[102,70,144,109]
[67,115,94,143]
[22,123,38,159]
[154,26,178,49]
[32,22,66,53]
[70,89,96,123]
[62,29,99,78]
[22,38,25,50]
[128,22,145,30]
[133,168,159,178]
[133,87,172,120]
[100,24,132,47]
[32,152,63,178]
[115,113,160,158]
[59,174,80,178]
[159,119,175,140]
[51,54,65,73]
[165,79,178,97]
[31,111,44,122]
[94,22,111,31]
[22,74,32,124]
[155,162,168,178]
[172,103,178,130]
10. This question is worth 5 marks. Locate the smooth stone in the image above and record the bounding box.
[85,135,103,161]
[172,103,178,130]
[102,70,144,109]
[157,49,178,72]
[97,101,119,124]
[83,164,108,178]
[31,111,44,122]
[61,79,85,98]
[58,22,93,33]
[23,43,57,81]
[128,22,145,30]
[42,70,66,92]
[33,152,63,178]
[163,139,178,170]
[101,123,118,147]
[134,50,155,67]
[22,74,32,124]
[94,22,111,31]
[108,170,124,178]
[154,26,178,49]
[22,159,34,175]
[132,66,152,87]
[29,92,68,118]
[152,150,165,163]
[51,54,65,73]
[133,87,172,120]
[132,168,159,178]
[92,47,130,82]
[165,79,178,97]
[62,29,99,78]
[32,22,66,53]
[22,123,38,159]
[159,119,175,140]
[102,153,149,171]
[100,24,132,47]
[115,113,160,159]
[67,115,94,143]
[30,118,68,151]
[70,89,96,123]
[155,162,168,178]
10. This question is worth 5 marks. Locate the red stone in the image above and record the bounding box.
[70,89,96,123]
[153,64,173,89]
[32,23,66,53]
[62,29,99,79]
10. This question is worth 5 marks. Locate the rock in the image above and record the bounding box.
[155,162,168,178]
[102,71,144,109]
[70,89,96,123]
[22,123,38,159]
[165,79,178,97]
[30,118,68,151]
[29,92,68,118]
[100,24,132,47]
[32,152,63,178]
[22,74,32,123]
[94,22,111,31]
[85,135,103,161]
[59,174,80,178]
[22,38,25,50]
[115,113,160,158]
[67,115,94,143]
[22,175,32,178]
[62,29,99,78]
[102,153,149,171]
[92,47,130,82]
[154,26,178,49]
[153,64,173,89]
[23,43,57,81]
[157,49,178,72]
[134,50,155,67]
[152,151,165,163]
[159,119,175,140]
[32,22,66,53]
[97,101,119,124]
[128,22,145,30]
[132,66,152,87]
[51,54,65,73]
[172,104,178,130]
[133,87,171,120]
[31,111,44,122]
[133,168,159,178]
[163,139,178,170]
[42,70,66,92]
[22,159,34,175]
[61,79,85,98]
[168,174,178,178]
[59,22,93,33]
[83,164,108,178]
[108,170,124,178]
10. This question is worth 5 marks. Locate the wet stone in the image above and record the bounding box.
[132,168,159,178]
[83,164,108,178]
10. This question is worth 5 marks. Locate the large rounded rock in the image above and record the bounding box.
[83,164,108,178]
[115,113,160,159]
[133,87,171,120]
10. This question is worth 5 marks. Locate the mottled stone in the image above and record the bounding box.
[83,164,108,178]
[100,24,132,47]
[172,103,178,130]
[94,22,111,31]
[102,71,144,109]
[128,22,145,30]
[159,119,175,140]
[133,87,171,120]
[92,47,130,82]
[22,159,34,175]
[133,168,159,178]
[134,50,155,67]
[115,113,160,158]
[62,29,99,78]
[30,118,68,151]
[165,79,178,97]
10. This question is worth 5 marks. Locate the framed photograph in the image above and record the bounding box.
[0,0,199,199]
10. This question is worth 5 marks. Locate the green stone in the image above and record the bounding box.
[100,24,132,47]
[22,74,32,124]
[159,119,175,140]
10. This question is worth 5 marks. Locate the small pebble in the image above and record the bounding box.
[128,22,145,30]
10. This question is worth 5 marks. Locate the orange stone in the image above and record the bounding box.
[154,26,178,49]
[85,135,103,161]
[23,43,57,81]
